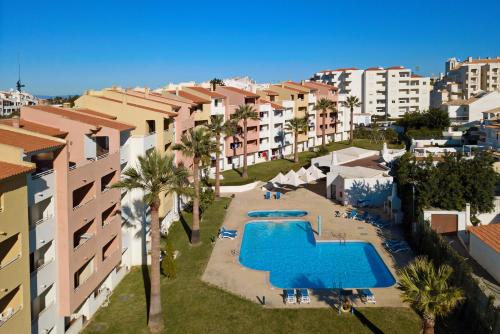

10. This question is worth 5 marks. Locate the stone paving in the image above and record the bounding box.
[202,180,414,309]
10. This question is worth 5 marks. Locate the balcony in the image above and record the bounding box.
[120,144,130,165]
[31,302,56,334]
[30,258,55,296]
[65,316,83,334]
[29,215,55,250]
[0,234,21,271]
[28,170,55,205]
[144,132,156,151]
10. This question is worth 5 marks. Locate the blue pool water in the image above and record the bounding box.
[239,221,396,289]
[247,210,308,218]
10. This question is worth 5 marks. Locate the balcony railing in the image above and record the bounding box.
[0,253,21,270]
[30,215,54,229]
[32,169,54,180]
[72,196,96,211]
[0,305,23,327]
[30,258,54,276]
[74,233,94,250]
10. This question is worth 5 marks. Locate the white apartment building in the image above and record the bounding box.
[312,66,430,119]
[441,91,500,125]
[0,90,39,116]
[444,56,500,99]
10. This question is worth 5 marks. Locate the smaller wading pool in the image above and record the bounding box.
[247,210,308,218]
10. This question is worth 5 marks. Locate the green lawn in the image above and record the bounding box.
[219,139,404,185]
[83,197,420,334]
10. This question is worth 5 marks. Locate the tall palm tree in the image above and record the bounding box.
[345,95,361,145]
[112,151,189,333]
[209,78,225,91]
[232,104,259,178]
[314,98,335,147]
[223,119,240,165]
[173,127,216,244]
[285,116,308,162]
[398,256,464,334]
[207,115,224,197]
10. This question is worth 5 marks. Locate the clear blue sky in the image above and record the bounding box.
[1,0,499,96]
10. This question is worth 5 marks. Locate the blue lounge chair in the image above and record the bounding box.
[264,191,271,200]
[275,192,281,200]
[299,289,310,304]
[358,289,376,304]
[284,289,296,304]
[347,209,358,219]
[219,231,237,240]
[220,227,237,234]
[384,243,409,253]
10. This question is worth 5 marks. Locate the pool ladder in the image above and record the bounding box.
[331,232,347,245]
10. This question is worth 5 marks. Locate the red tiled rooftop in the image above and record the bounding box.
[284,82,312,92]
[260,89,279,96]
[167,90,210,104]
[272,84,304,93]
[0,161,35,181]
[0,128,65,153]
[302,81,338,91]
[91,96,177,116]
[31,105,136,132]
[258,98,284,110]
[468,58,500,64]
[340,155,386,171]
[469,224,500,252]
[73,108,117,120]
[366,67,385,71]
[0,119,67,137]
[186,86,226,99]
[111,89,191,108]
[411,74,423,78]
[386,66,406,70]
[219,86,260,98]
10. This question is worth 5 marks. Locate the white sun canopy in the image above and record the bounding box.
[307,165,326,180]
[284,170,305,187]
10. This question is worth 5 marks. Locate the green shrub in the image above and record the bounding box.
[406,127,443,139]
[161,239,176,280]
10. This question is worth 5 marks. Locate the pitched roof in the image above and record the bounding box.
[90,96,177,116]
[168,90,210,104]
[110,89,191,108]
[334,67,359,71]
[386,66,406,70]
[258,98,284,110]
[219,86,260,98]
[469,224,500,252]
[73,108,117,119]
[468,58,500,64]
[186,86,226,99]
[31,105,135,132]
[272,84,304,93]
[0,119,67,137]
[260,89,279,96]
[443,97,479,106]
[0,161,35,181]
[302,81,338,91]
[0,128,65,153]
[283,82,312,92]
[366,67,385,71]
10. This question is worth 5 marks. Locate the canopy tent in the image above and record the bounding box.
[284,170,305,187]
[307,165,326,180]
[297,167,316,183]
[269,172,288,184]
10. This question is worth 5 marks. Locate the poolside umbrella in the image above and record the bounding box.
[297,167,315,183]
[284,170,305,187]
[269,172,287,185]
[307,165,326,180]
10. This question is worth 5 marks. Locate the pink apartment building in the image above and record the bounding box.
[21,105,135,319]
[301,81,340,137]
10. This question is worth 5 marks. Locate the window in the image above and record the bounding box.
[102,235,118,261]
[269,96,275,102]
[146,120,156,134]
[163,118,171,130]
[214,99,219,107]
[102,204,117,227]
[74,221,95,248]
[101,171,116,192]
[74,258,94,289]
[72,182,95,209]
[0,234,21,269]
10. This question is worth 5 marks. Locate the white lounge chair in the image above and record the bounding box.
[284,289,297,304]
[358,289,376,304]
[299,289,310,304]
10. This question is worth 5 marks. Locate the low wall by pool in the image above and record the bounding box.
[247,210,308,218]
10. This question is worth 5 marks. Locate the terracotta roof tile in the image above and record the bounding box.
[302,81,338,91]
[469,224,500,252]
[411,74,423,78]
[366,67,385,71]
[273,84,304,93]
[73,108,117,119]
[0,161,35,181]
[0,128,65,153]
[284,82,312,92]
[0,119,67,137]
[469,58,500,64]
[386,66,406,70]
[110,89,191,108]
[186,86,226,99]
[340,155,386,171]
[260,89,279,96]
[31,106,135,132]
[219,86,260,98]
[91,96,177,116]
[167,90,210,104]
[258,98,284,110]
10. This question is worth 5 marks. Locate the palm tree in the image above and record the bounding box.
[285,116,308,162]
[173,127,216,244]
[232,104,259,178]
[314,98,335,147]
[207,115,224,197]
[209,78,225,91]
[345,95,361,145]
[398,256,464,334]
[112,151,189,333]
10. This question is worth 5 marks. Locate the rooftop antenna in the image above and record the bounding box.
[16,54,25,93]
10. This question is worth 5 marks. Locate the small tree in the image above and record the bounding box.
[209,78,225,91]
[398,256,464,334]
[345,96,361,145]
[285,116,308,162]
[173,127,217,244]
[314,98,336,148]
[232,104,259,178]
[112,151,189,333]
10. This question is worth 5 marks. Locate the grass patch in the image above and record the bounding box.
[83,197,420,334]
[218,140,404,185]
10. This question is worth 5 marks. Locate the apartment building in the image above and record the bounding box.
[0,90,38,116]
[445,56,500,99]
[74,88,183,261]
[312,66,430,119]
[0,153,35,333]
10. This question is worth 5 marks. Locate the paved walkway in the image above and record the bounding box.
[202,181,413,309]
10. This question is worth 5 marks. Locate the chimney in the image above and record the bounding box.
[144,87,150,98]
[12,116,20,128]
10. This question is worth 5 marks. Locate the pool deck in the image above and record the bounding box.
[202,180,414,309]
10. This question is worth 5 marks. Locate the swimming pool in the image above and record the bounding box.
[247,210,308,218]
[239,221,396,289]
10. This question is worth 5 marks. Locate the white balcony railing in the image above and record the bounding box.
[0,254,21,270]
[0,305,23,327]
